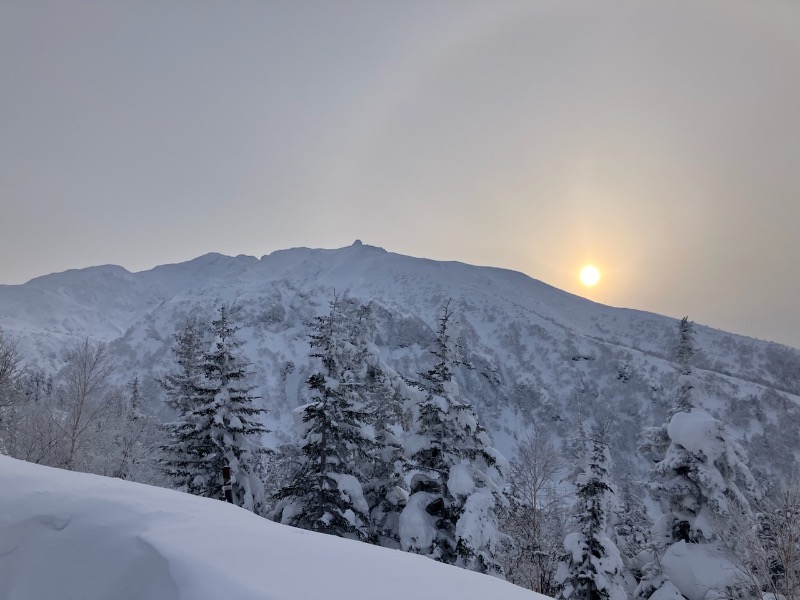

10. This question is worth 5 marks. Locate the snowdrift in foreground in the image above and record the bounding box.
[0,457,549,600]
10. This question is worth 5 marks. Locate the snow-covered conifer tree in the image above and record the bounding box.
[556,428,627,600]
[636,317,761,599]
[162,306,267,512]
[273,295,375,540]
[652,319,758,546]
[650,409,759,547]
[159,316,205,415]
[399,302,508,575]
[344,302,411,546]
[674,316,696,413]
[128,377,142,413]
[161,317,212,496]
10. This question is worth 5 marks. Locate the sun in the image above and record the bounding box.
[579,265,601,287]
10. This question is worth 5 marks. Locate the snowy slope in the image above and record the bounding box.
[0,456,549,600]
[1,242,798,482]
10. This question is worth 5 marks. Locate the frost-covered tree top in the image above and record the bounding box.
[416,300,458,397]
[674,317,695,377]
[159,315,205,414]
[654,408,759,528]
[674,316,696,412]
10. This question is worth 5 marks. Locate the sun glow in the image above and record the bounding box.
[579,265,601,287]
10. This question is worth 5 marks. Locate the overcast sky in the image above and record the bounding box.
[1,1,799,347]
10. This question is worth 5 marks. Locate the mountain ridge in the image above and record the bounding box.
[1,243,798,483]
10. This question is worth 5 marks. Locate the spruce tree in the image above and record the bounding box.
[128,377,142,413]
[159,316,205,415]
[162,306,267,512]
[399,302,508,575]
[345,302,411,546]
[674,316,696,412]
[160,317,210,496]
[363,382,409,546]
[556,428,628,600]
[636,317,760,599]
[273,295,375,541]
[653,318,758,544]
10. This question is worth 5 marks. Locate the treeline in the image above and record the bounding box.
[0,307,798,599]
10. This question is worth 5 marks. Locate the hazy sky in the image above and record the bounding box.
[1,1,799,348]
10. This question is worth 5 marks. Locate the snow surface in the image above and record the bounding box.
[398,491,438,553]
[447,463,476,496]
[668,410,727,463]
[661,541,738,600]
[0,456,550,600]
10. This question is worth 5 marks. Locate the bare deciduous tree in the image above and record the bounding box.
[716,486,800,600]
[5,403,61,464]
[0,328,22,410]
[501,428,569,595]
[53,338,116,470]
[0,328,24,454]
[88,385,166,484]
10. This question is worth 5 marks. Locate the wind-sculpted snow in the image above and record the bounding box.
[1,243,798,483]
[0,456,550,600]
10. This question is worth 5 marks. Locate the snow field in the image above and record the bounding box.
[0,456,551,600]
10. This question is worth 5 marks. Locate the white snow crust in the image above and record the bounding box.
[398,490,438,554]
[447,462,476,497]
[668,409,726,463]
[0,456,550,600]
[661,541,739,600]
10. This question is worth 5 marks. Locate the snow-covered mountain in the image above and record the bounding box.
[1,242,798,483]
[0,455,548,600]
